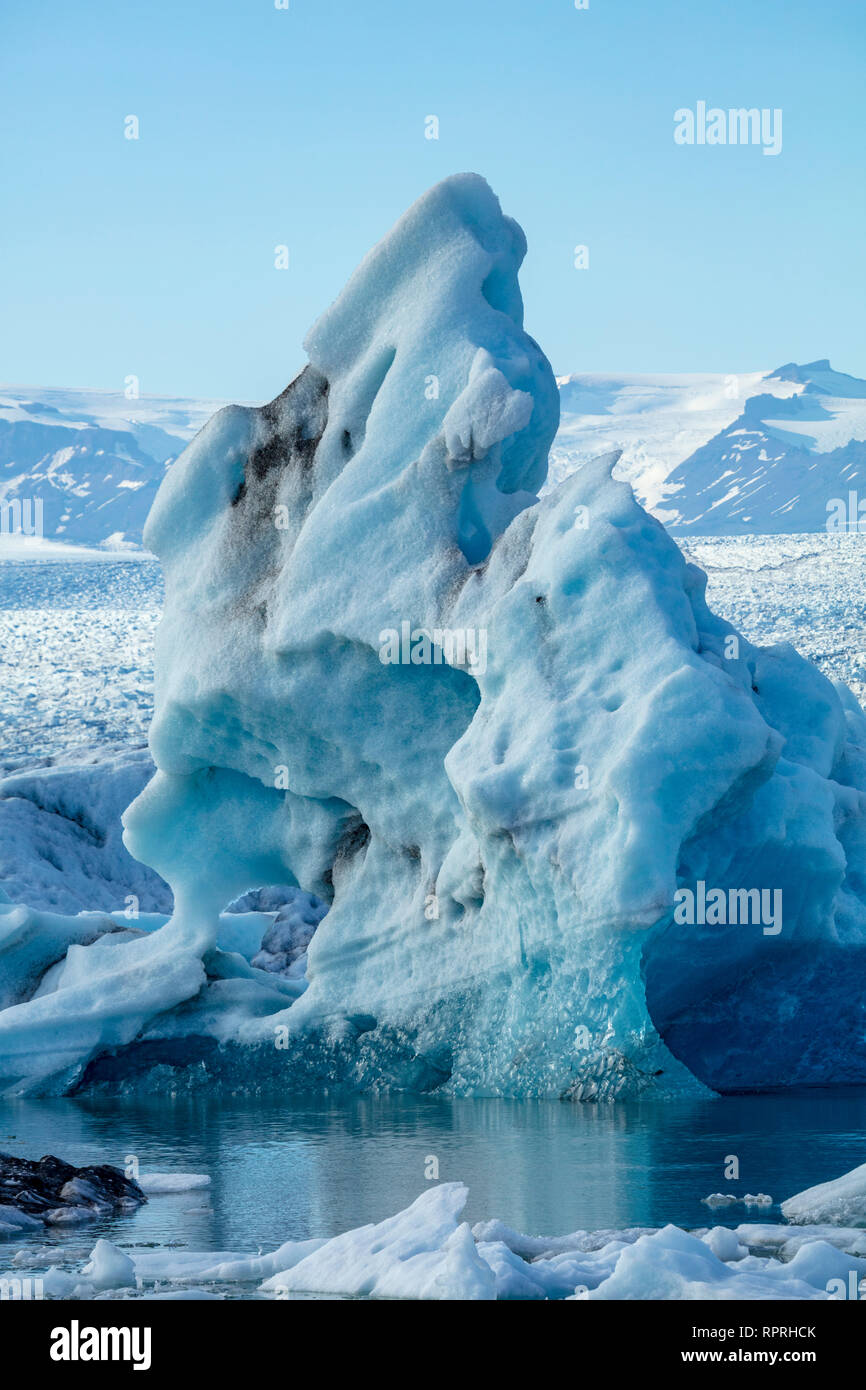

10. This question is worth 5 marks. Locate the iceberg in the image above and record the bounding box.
[81,1238,137,1291]
[260,1183,495,1301]
[781,1162,866,1227]
[137,1173,211,1195]
[2,174,866,1100]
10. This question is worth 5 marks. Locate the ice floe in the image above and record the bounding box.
[6,1183,866,1302]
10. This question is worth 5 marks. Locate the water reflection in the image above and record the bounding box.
[1,1089,864,1258]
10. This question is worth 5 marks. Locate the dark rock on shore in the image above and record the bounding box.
[0,1151,147,1231]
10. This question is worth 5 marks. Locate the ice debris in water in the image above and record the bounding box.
[702,1193,773,1209]
[2,174,866,1100]
[81,1239,137,1291]
[136,1173,211,1195]
[9,1182,866,1302]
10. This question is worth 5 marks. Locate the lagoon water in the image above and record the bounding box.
[1,1090,864,1269]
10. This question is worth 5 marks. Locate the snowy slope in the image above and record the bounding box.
[0,387,224,549]
[661,361,866,533]
[550,369,785,511]
[551,360,866,533]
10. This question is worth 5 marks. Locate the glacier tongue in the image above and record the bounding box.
[3,174,866,1099]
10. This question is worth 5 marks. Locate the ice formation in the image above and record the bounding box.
[2,173,866,1099]
[0,750,168,915]
[781,1162,866,1226]
[6,1184,866,1302]
[136,1172,211,1195]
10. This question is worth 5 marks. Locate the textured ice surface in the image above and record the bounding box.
[81,1238,137,1290]
[3,176,866,1101]
[781,1162,866,1226]
[681,534,866,705]
[137,1173,211,1194]
[6,1183,866,1301]
[0,747,169,914]
[0,894,316,1091]
[120,174,866,1099]
[260,1183,496,1300]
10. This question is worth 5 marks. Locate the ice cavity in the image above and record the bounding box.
[118,173,866,1098]
[3,174,866,1099]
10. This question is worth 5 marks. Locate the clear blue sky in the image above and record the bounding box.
[2,0,863,401]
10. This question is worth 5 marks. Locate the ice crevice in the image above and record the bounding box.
[1,173,866,1098]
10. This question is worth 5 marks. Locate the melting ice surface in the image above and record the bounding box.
[2,173,866,1108]
[2,1092,866,1300]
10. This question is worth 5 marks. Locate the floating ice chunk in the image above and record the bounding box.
[124,1249,249,1283]
[701,1192,772,1210]
[586,1224,822,1301]
[781,1162,866,1226]
[190,1237,327,1283]
[81,1239,137,1290]
[781,1239,866,1293]
[700,1226,749,1261]
[4,180,866,1103]
[261,1183,495,1301]
[137,1173,211,1195]
[40,1267,82,1298]
[477,1239,625,1299]
[736,1222,866,1258]
[44,1206,101,1225]
[0,1204,42,1233]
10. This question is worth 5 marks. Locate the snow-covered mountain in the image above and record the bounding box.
[552,359,866,533]
[4,359,864,550]
[661,361,866,532]
[0,387,223,549]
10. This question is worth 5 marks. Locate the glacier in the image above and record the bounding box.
[2,173,866,1101]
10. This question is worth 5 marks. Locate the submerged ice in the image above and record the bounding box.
[2,173,866,1099]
